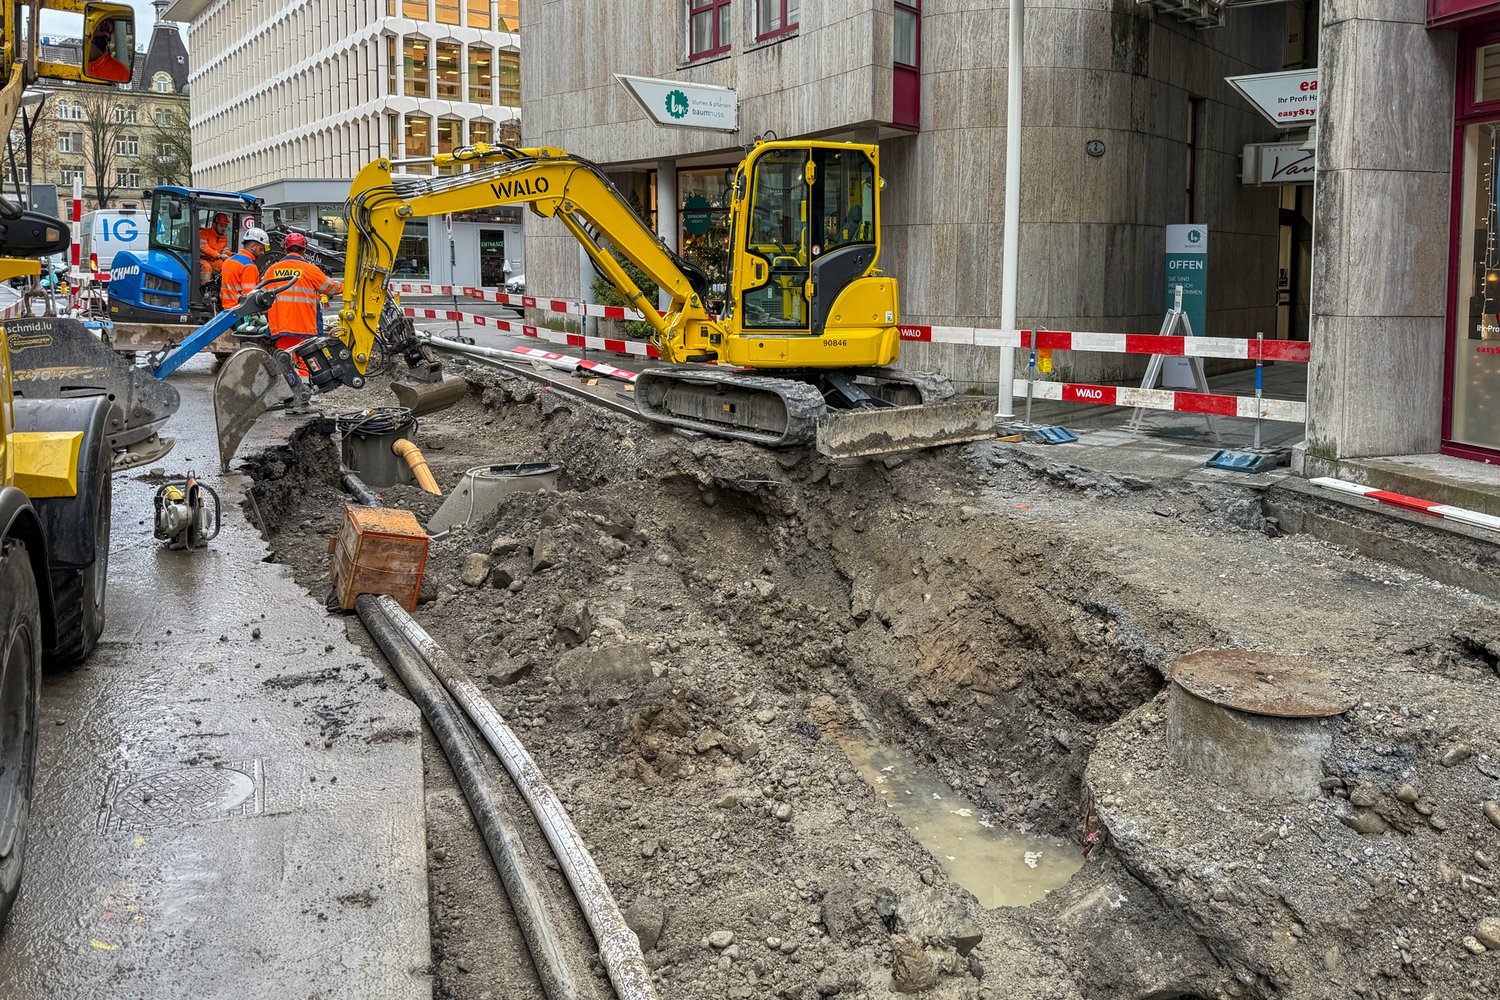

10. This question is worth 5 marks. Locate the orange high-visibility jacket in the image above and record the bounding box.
[265,254,343,338]
[200,227,228,268]
[220,251,260,310]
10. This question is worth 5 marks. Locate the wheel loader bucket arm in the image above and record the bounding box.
[338,147,721,372]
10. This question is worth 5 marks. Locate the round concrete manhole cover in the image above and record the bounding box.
[1170,649,1357,719]
[111,766,257,824]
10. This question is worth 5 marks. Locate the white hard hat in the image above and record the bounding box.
[244,227,270,245]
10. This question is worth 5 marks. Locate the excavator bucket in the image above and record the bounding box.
[3,316,179,471]
[213,347,293,471]
[814,397,998,460]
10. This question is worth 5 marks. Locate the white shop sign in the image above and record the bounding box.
[1241,140,1316,186]
[616,74,738,133]
[1226,68,1319,129]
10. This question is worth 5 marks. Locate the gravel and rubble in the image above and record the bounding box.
[245,365,1500,1000]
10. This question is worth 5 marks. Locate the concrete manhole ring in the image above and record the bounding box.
[111,765,257,824]
[1170,648,1357,719]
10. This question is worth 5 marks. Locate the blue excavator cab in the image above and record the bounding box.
[107,186,263,324]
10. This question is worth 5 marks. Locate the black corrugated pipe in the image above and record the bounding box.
[354,595,583,1000]
[340,466,382,507]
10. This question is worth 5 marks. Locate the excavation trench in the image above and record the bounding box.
[243,366,1500,1000]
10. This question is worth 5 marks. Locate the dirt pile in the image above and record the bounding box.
[248,366,1500,1000]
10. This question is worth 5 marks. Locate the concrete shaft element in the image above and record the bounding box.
[1166,686,1331,805]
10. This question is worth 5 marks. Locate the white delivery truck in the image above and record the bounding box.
[78,207,148,282]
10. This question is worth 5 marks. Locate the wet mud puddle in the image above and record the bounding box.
[839,734,1082,907]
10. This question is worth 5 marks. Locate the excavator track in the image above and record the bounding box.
[633,365,996,458]
[633,366,827,448]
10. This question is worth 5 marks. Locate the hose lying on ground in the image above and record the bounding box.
[355,595,584,1000]
[372,594,659,1000]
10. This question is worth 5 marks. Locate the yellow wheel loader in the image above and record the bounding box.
[0,0,142,926]
[214,141,997,466]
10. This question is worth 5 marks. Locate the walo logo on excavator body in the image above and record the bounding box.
[490,177,550,200]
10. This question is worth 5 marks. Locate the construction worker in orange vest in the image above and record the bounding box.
[220,227,269,311]
[266,233,343,370]
[199,212,231,284]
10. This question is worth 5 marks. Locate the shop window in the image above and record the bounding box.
[436,40,462,99]
[756,0,797,41]
[404,37,430,99]
[676,167,735,308]
[395,228,430,278]
[469,45,492,104]
[1452,121,1500,452]
[498,50,520,107]
[316,204,348,237]
[434,0,460,25]
[689,0,731,60]
[467,0,490,29]
[497,0,517,30]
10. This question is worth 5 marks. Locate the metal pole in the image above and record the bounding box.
[997,0,1024,419]
[1253,330,1264,451]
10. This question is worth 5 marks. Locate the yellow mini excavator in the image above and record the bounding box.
[213,141,996,465]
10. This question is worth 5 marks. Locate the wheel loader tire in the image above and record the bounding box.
[0,538,43,927]
[46,436,111,668]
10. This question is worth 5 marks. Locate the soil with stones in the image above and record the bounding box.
[245,361,1500,1000]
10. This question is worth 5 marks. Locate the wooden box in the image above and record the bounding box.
[329,505,429,611]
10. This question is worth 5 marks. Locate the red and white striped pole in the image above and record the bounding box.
[69,176,82,313]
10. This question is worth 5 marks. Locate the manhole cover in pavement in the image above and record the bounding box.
[1170,649,1357,719]
[99,759,265,831]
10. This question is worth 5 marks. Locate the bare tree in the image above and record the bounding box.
[145,104,191,187]
[78,93,142,207]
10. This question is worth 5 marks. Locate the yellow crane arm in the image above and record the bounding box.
[338,145,723,373]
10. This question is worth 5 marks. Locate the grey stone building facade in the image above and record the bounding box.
[521,0,1298,389]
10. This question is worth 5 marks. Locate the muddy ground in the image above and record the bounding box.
[244,361,1500,1000]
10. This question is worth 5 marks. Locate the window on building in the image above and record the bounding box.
[387,35,398,95]
[436,40,462,99]
[116,135,139,156]
[115,168,140,187]
[59,167,82,186]
[401,0,428,18]
[434,0,460,25]
[894,1,919,66]
[404,37,431,98]
[755,0,797,41]
[466,0,490,28]
[156,141,171,158]
[316,203,348,236]
[468,45,492,103]
[153,107,167,125]
[405,112,432,163]
[497,0,518,30]
[498,50,520,107]
[152,72,173,93]
[469,119,493,147]
[689,0,731,60]
[387,0,396,14]
[394,228,430,278]
[387,112,400,158]
[436,116,461,173]
[58,131,81,153]
[114,106,138,124]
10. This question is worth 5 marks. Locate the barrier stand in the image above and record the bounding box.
[1131,286,1219,442]
[1204,331,1285,473]
[1001,344,1077,444]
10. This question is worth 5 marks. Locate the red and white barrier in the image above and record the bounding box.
[401,305,660,359]
[1311,477,1500,533]
[899,325,1312,364]
[1020,380,1306,423]
[424,334,640,385]
[389,282,646,323]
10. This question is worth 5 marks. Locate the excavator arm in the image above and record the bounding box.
[334,145,723,384]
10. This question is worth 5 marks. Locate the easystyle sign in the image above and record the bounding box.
[1241,140,1315,186]
[1226,68,1319,128]
[616,74,738,132]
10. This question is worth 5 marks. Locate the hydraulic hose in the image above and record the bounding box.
[354,596,583,1000]
[372,595,659,1000]
[391,438,441,495]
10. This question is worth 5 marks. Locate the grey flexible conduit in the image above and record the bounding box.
[354,596,583,1000]
[371,595,659,1000]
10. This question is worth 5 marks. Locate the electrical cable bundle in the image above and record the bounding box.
[334,406,416,441]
